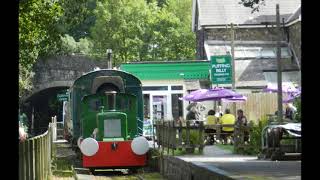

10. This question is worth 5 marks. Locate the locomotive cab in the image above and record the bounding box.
[78,82,149,169]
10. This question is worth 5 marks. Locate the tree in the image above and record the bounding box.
[90,0,195,64]
[58,0,97,41]
[19,0,63,99]
[91,0,157,63]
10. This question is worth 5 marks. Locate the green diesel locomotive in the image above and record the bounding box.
[64,69,149,171]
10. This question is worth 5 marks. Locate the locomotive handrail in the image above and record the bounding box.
[19,122,54,180]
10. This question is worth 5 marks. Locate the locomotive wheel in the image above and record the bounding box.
[128,168,138,174]
[89,168,96,175]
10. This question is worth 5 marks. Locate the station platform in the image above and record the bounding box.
[175,145,301,180]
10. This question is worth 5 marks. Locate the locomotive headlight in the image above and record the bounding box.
[79,137,99,156]
[131,136,149,155]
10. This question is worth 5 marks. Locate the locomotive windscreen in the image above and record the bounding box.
[91,76,125,94]
[104,119,121,137]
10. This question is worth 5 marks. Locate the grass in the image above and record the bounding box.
[162,147,203,156]
[215,144,234,153]
[51,158,74,177]
[140,172,165,180]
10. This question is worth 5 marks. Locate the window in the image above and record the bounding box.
[142,86,168,91]
[171,94,183,121]
[171,86,183,90]
[143,94,150,119]
[89,99,102,111]
[104,119,121,137]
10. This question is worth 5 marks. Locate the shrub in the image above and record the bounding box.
[181,129,201,145]
[239,115,268,155]
[294,97,301,122]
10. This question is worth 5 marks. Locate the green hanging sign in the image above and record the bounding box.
[57,93,69,101]
[210,55,232,84]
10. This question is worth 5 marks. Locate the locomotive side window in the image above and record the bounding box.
[89,99,102,111]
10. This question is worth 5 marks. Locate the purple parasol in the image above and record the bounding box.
[183,89,208,101]
[282,89,301,103]
[222,95,247,103]
[263,83,299,93]
[183,87,243,102]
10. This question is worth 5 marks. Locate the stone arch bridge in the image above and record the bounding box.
[21,55,109,135]
[24,55,109,102]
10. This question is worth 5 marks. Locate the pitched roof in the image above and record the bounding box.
[195,0,301,27]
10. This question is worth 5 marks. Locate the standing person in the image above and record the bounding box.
[186,106,196,121]
[205,110,218,145]
[236,109,247,126]
[236,109,249,143]
[285,103,297,120]
[220,109,235,144]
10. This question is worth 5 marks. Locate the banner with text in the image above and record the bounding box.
[210,55,232,84]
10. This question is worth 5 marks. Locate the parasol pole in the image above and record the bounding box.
[276,4,283,123]
[231,23,236,115]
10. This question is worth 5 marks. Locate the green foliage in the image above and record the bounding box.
[60,34,93,55]
[239,116,268,155]
[90,0,195,65]
[19,0,64,97]
[181,129,201,145]
[58,0,97,40]
[293,97,301,122]
[19,64,35,99]
[216,144,234,153]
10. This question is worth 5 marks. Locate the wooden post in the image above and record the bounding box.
[171,121,175,156]
[216,124,221,142]
[22,142,27,180]
[231,23,237,115]
[276,4,283,123]
[35,138,40,179]
[153,120,156,150]
[40,137,43,179]
[186,121,190,152]
[178,121,182,151]
[19,142,23,180]
[199,121,204,153]
[44,134,47,179]
[167,121,170,155]
[30,139,34,180]
[162,121,165,152]
[49,124,52,176]
[26,140,30,179]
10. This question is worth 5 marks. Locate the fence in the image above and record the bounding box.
[154,120,251,154]
[222,93,278,122]
[19,122,54,180]
[154,121,205,155]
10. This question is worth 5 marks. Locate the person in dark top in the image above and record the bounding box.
[285,103,296,120]
[186,107,196,121]
[236,109,247,126]
[236,109,249,143]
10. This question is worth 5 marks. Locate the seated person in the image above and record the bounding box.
[220,109,235,144]
[205,110,218,144]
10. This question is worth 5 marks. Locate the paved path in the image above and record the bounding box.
[176,145,301,180]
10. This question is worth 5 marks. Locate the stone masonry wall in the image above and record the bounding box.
[206,26,287,42]
[32,55,109,92]
[288,22,301,63]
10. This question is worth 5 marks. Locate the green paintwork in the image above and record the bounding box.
[96,110,128,141]
[120,61,210,80]
[68,69,144,141]
[80,92,139,141]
